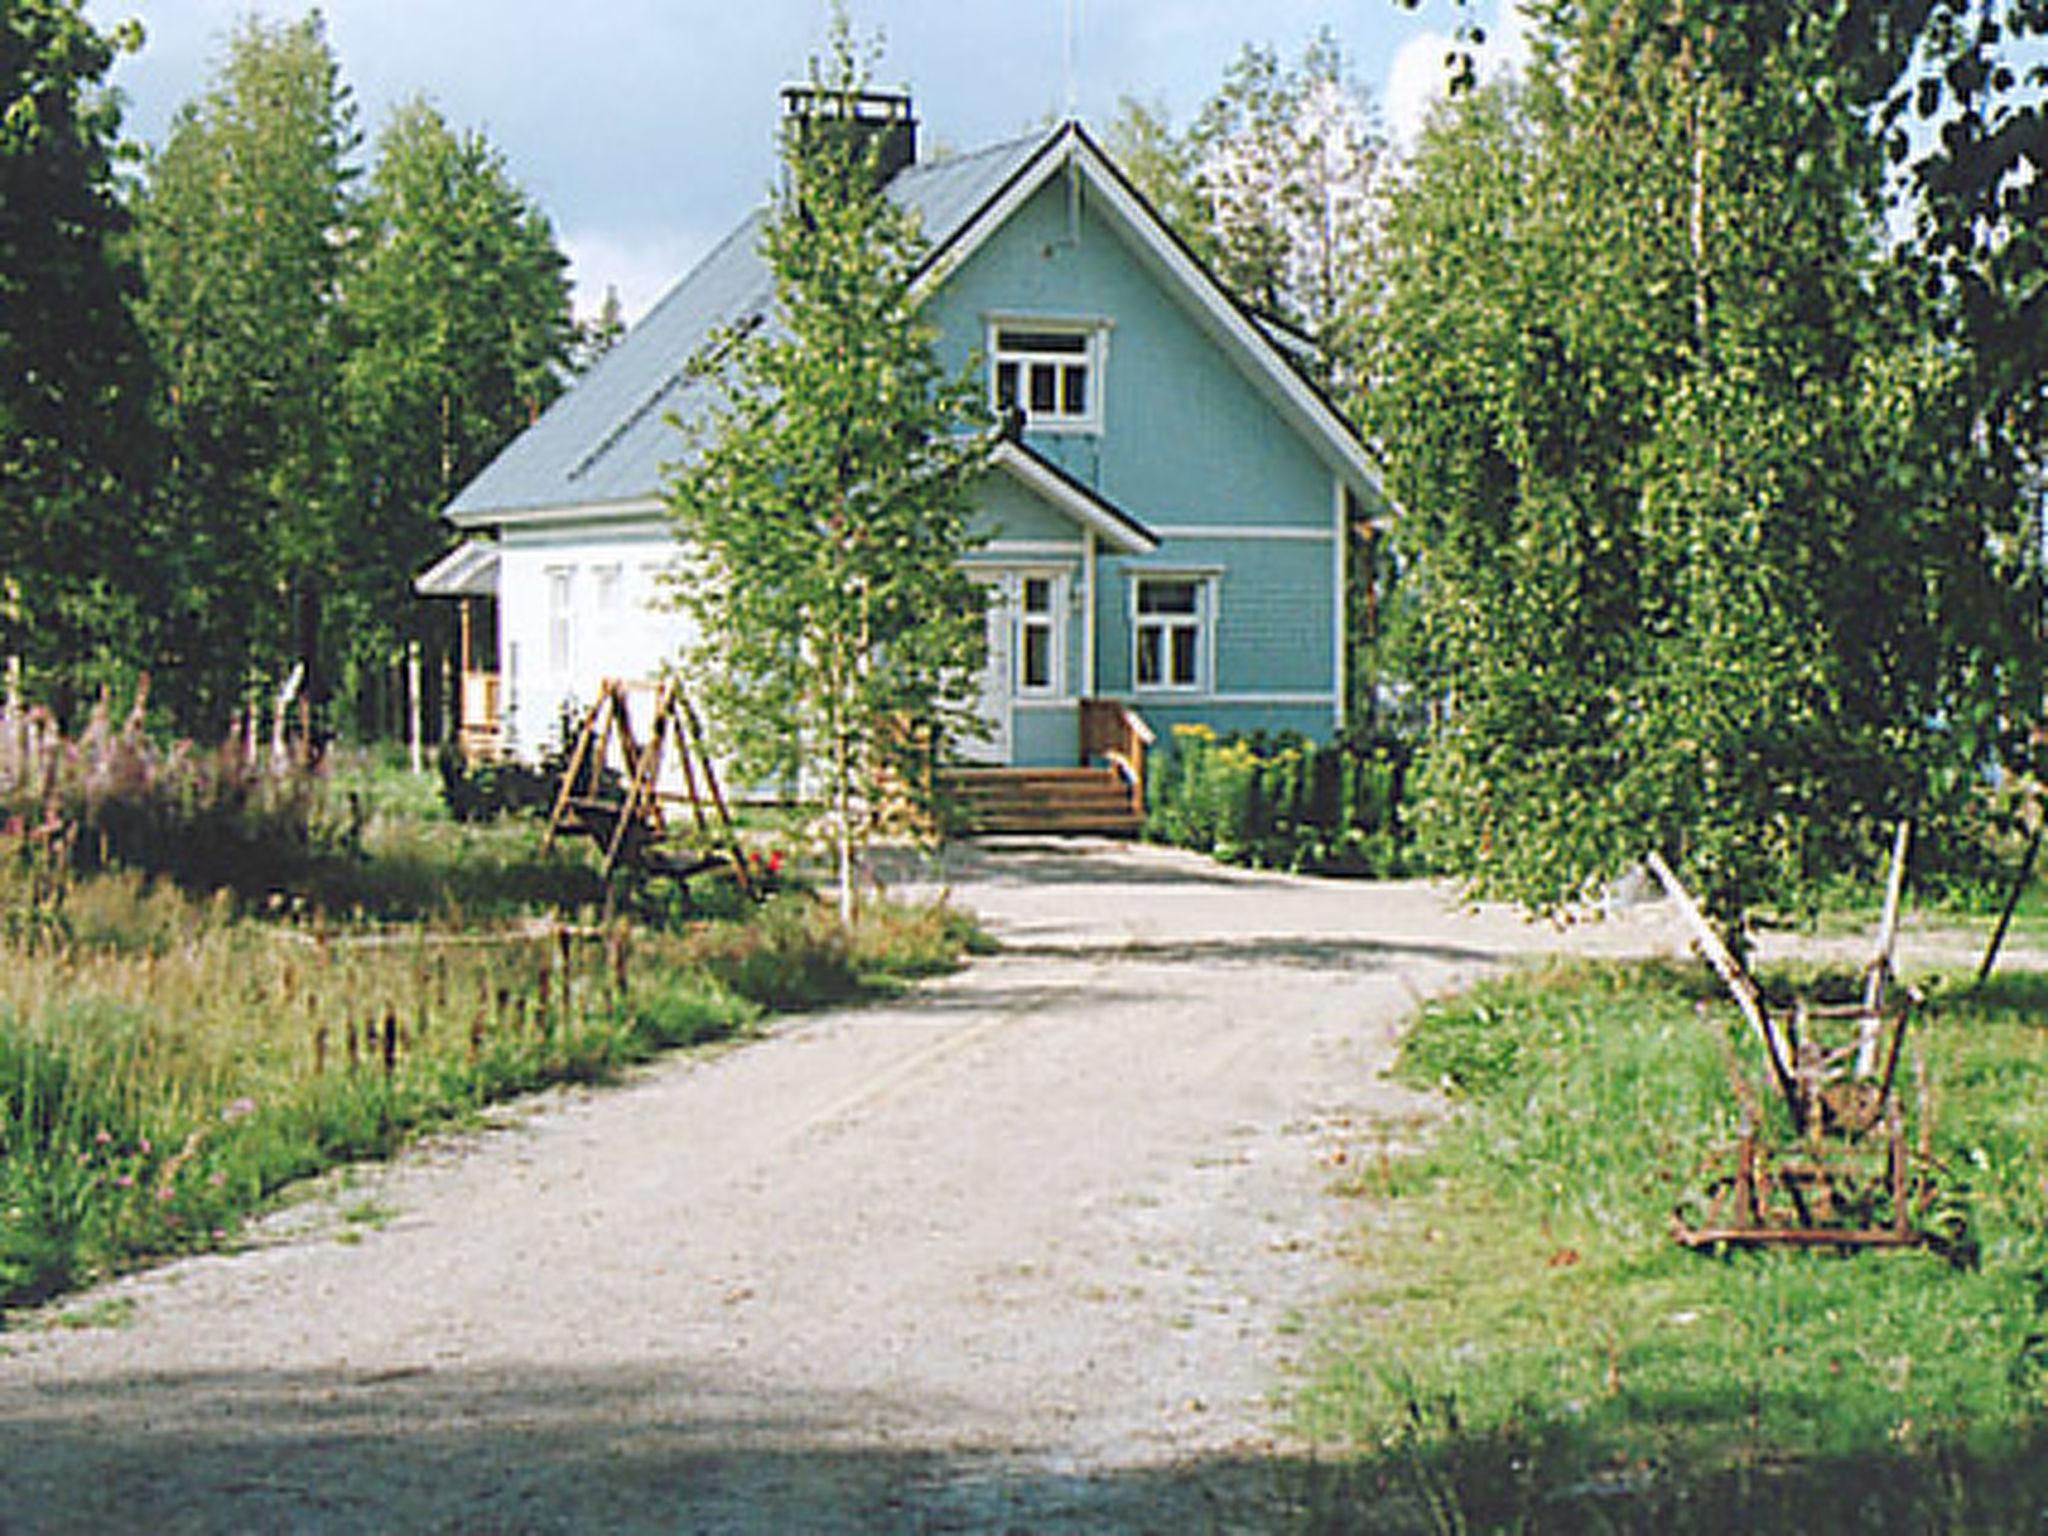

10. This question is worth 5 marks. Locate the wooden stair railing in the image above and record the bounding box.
[1079,698,1154,822]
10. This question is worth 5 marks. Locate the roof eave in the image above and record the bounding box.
[993,440,1158,555]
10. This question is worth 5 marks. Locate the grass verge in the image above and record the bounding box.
[1296,961,2048,1532]
[0,860,974,1314]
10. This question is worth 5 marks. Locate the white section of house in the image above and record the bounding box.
[494,523,687,758]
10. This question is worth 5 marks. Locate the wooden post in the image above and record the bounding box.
[1977,816,2044,990]
[408,641,424,776]
[1647,851,1801,1121]
[1856,822,1910,1077]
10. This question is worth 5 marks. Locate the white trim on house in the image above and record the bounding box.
[990,440,1157,554]
[966,541,1085,560]
[1012,568,1068,698]
[1082,527,1098,692]
[985,314,1114,436]
[1147,524,1335,543]
[1332,476,1348,734]
[1129,570,1219,697]
[1102,692,1338,709]
[414,540,499,598]
[453,496,666,530]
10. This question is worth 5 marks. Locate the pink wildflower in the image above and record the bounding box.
[114,1174,133,1189]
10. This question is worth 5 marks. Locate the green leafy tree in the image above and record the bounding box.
[572,283,627,373]
[666,31,992,919]
[1110,33,1388,380]
[1898,0,2048,733]
[134,13,357,732]
[1368,2,2032,940]
[0,1,154,715]
[337,97,573,737]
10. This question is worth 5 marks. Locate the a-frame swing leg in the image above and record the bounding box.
[543,691,611,853]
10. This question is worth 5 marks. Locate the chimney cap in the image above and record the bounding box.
[779,86,916,124]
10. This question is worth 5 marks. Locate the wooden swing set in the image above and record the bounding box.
[542,678,753,898]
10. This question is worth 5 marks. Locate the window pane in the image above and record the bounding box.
[1138,579,1198,615]
[1022,624,1051,689]
[997,328,1088,355]
[1062,364,1087,417]
[1023,577,1051,613]
[995,361,1019,410]
[1029,363,1057,414]
[1171,626,1199,686]
[1136,628,1162,687]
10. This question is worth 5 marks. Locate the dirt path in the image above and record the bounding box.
[0,842,2022,1531]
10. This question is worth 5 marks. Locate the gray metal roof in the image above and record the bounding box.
[446,131,1049,525]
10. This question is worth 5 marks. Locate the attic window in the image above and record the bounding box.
[992,323,1103,433]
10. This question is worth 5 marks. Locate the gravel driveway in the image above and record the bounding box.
[0,839,1996,1532]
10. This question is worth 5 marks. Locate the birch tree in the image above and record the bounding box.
[338,98,574,736]
[1367,2,2033,941]
[665,31,991,919]
[134,13,357,731]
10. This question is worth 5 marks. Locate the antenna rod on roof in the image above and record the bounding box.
[1063,0,1080,120]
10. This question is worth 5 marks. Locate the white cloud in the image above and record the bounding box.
[1385,30,1459,148]
[561,228,707,326]
[1383,1,1536,150]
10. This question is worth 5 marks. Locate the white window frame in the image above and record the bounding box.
[988,318,1108,435]
[545,565,575,675]
[1013,570,1067,699]
[1131,572,1217,695]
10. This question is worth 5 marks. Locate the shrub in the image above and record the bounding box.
[2,693,327,897]
[1146,726,1419,877]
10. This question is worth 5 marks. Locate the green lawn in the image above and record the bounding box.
[1298,961,2048,1532]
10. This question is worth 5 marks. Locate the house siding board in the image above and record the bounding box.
[496,521,687,757]
[1160,536,1333,695]
[968,473,1083,547]
[1012,705,1080,767]
[924,178,1333,531]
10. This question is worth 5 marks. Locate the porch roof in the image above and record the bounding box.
[993,440,1158,555]
[414,539,499,598]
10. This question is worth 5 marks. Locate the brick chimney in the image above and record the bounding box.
[779,87,918,191]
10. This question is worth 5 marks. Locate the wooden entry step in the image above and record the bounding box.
[938,766,1143,837]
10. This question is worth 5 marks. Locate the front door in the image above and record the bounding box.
[960,575,1015,765]
[960,569,1066,766]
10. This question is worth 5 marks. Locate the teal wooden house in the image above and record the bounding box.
[418,91,1387,829]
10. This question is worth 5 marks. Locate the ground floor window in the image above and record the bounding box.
[1134,575,1210,692]
[1018,574,1059,695]
[546,566,575,674]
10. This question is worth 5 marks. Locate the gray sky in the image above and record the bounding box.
[86,1,1527,319]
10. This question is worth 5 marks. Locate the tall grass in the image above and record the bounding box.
[1297,962,2048,1530]
[0,848,974,1312]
